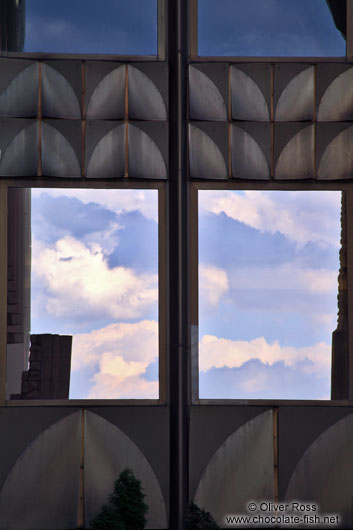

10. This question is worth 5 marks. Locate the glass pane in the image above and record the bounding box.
[198,0,346,56]
[22,0,157,54]
[7,188,159,400]
[198,190,341,399]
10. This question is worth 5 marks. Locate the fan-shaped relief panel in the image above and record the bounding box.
[84,411,168,529]
[42,122,81,177]
[0,122,38,176]
[275,125,314,179]
[0,63,38,117]
[128,66,167,121]
[231,67,269,121]
[86,123,125,178]
[275,67,314,121]
[42,63,81,119]
[318,126,353,179]
[189,66,227,121]
[189,125,227,179]
[0,411,81,530]
[231,125,269,179]
[285,414,353,527]
[318,68,353,121]
[194,411,274,527]
[128,124,167,179]
[86,66,125,120]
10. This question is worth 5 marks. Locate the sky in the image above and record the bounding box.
[22,0,345,56]
[31,189,159,399]
[199,190,341,399]
[30,189,341,400]
[24,0,157,54]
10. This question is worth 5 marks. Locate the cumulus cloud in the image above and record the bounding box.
[70,320,158,399]
[199,265,229,310]
[32,235,157,324]
[199,190,341,248]
[199,334,330,379]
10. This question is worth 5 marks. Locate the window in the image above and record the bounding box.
[197,0,346,57]
[6,187,165,401]
[197,189,342,399]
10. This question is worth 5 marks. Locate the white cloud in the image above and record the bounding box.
[32,235,157,322]
[71,320,158,399]
[199,265,229,309]
[199,334,330,379]
[31,188,158,222]
[228,263,337,293]
[199,190,341,248]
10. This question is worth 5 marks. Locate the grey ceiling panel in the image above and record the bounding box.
[86,65,125,120]
[275,124,314,179]
[275,67,314,121]
[128,123,167,179]
[42,62,81,119]
[0,62,38,118]
[231,125,270,179]
[128,65,167,121]
[42,121,81,177]
[231,66,269,121]
[189,124,228,180]
[318,67,353,121]
[0,119,38,176]
[189,65,227,121]
[86,122,125,179]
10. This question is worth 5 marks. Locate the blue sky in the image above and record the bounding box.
[199,0,345,56]
[31,189,159,399]
[199,190,341,399]
[30,189,341,400]
[23,0,345,56]
[24,0,157,54]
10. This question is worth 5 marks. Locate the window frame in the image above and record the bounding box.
[189,0,352,61]
[190,180,353,405]
[0,0,167,61]
[0,179,167,406]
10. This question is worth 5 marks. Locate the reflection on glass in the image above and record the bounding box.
[23,0,157,54]
[198,190,341,399]
[8,189,159,400]
[198,0,346,56]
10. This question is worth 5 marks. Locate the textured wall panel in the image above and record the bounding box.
[285,414,353,527]
[42,63,81,119]
[275,124,314,179]
[0,62,38,118]
[86,65,125,120]
[231,66,269,121]
[128,65,167,121]
[231,125,270,179]
[84,411,168,530]
[128,123,167,179]
[318,67,353,121]
[318,125,353,179]
[42,121,81,177]
[0,119,38,176]
[189,65,227,121]
[194,410,274,527]
[86,122,125,178]
[189,124,228,179]
[275,67,314,121]
[0,411,81,530]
